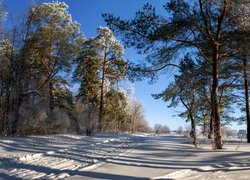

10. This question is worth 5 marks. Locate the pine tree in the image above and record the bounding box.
[153,55,202,146]
[0,2,83,135]
[102,90,129,132]
[94,27,127,126]
[28,2,83,111]
[73,39,100,135]
[228,2,250,142]
[74,38,100,108]
[75,27,127,129]
[0,40,12,135]
[103,0,249,149]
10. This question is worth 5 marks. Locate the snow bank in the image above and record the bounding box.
[153,169,198,179]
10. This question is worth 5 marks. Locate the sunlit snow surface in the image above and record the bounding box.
[0,133,146,179]
[1,134,250,180]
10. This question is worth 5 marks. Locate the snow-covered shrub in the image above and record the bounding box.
[75,101,98,135]
[154,124,171,134]
[176,126,183,135]
[17,99,73,135]
[47,108,72,134]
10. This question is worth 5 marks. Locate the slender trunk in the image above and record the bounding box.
[99,53,107,127]
[48,38,54,112]
[179,96,197,146]
[202,120,206,136]
[3,86,10,136]
[4,66,12,136]
[189,113,197,147]
[49,81,54,111]
[131,109,137,133]
[86,105,92,136]
[11,100,20,136]
[212,44,222,149]
[208,91,214,139]
[0,79,3,134]
[11,63,23,136]
[75,117,81,134]
[131,117,134,133]
[11,89,21,136]
[243,52,250,143]
[4,96,10,135]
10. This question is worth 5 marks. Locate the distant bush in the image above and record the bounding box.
[154,124,171,134]
[176,126,183,135]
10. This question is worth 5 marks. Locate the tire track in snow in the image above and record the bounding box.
[0,135,136,179]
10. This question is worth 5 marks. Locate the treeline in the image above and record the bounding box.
[103,0,250,149]
[0,2,150,136]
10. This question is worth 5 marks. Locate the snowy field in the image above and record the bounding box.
[1,134,250,180]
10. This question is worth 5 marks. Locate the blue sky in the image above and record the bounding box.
[4,0,245,130]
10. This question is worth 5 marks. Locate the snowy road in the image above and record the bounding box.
[1,134,250,179]
[0,134,144,179]
[67,135,250,180]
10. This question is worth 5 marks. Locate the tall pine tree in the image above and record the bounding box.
[75,27,127,129]
[103,0,249,149]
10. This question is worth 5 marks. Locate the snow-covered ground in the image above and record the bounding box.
[1,134,250,180]
[153,136,250,180]
[0,133,146,179]
[68,135,250,180]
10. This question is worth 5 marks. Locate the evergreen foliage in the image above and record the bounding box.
[103,0,250,149]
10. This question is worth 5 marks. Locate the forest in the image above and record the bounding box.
[0,0,249,151]
[0,2,150,137]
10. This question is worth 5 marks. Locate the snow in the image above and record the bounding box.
[1,134,250,179]
[0,134,145,179]
[151,136,250,180]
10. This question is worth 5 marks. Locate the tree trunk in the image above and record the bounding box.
[86,105,93,136]
[190,113,197,147]
[179,96,197,147]
[202,120,206,136]
[3,67,12,136]
[99,54,107,127]
[131,117,134,134]
[49,81,54,111]
[3,87,10,136]
[208,92,214,139]
[212,44,222,149]
[11,64,23,136]
[0,79,3,134]
[11,90,21,136]
[243,52,250,143]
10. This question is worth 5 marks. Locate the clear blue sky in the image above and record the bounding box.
[4,0,245,130]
